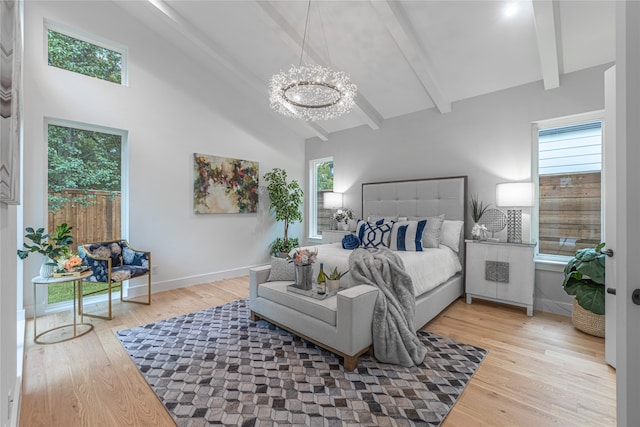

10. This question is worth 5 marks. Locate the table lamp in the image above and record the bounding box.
[495,182,534,243]
[323,191,343,230]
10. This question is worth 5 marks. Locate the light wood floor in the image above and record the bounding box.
[20,277,616,427]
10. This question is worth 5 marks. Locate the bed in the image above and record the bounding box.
[249,175,467,369]
[318,175,467,327]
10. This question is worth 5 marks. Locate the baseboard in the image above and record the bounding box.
[8,376,21,427]
[126,265,260,298]
[534,297,572,317]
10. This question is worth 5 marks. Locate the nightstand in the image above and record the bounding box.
[321,229,351,244]
[465,240,536,316]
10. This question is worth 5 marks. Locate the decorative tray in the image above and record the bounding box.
[286,284,343,300]
[52,267,91,278]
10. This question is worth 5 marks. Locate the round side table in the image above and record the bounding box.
[32,271,94,344]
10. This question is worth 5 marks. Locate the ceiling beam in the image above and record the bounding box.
[128,0,329,141]
[532,0,560,90]
[255,1,383,130]
[370,0,451,114]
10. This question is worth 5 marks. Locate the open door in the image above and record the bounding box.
[615,2,640,424]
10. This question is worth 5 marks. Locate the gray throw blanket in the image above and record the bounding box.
[349,247,427,366]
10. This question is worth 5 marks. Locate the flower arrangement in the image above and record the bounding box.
[55,254,83,273]
[287,248,318,266]
[332,208,355,224]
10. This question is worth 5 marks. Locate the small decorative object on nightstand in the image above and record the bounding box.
[465,239,536,316]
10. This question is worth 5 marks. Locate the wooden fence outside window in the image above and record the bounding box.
[48,189,121,247]
[538,172,601,257]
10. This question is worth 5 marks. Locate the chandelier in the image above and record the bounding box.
[269,1,357,121]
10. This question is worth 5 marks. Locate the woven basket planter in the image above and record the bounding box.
[572,299,605,337]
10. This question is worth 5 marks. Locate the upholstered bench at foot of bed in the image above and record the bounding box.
[249,265,378,371]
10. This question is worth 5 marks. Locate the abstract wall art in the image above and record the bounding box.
[193,153,259,214]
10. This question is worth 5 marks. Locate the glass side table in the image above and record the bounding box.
[32,271,94,344]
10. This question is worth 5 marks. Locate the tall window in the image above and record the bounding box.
[535,117,603,258]
[309,157,334,239]
[47,121,125,305]
[46,23,127,85]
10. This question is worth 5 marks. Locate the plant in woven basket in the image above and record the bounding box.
[562,242,606,315]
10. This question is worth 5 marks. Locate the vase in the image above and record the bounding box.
[40,258,54,278]
[341,222,350,231]
[294,264,313,291]
[572,299,605,337]
[327,279,340,293]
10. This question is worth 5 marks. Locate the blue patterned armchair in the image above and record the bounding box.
[78,240,151,320]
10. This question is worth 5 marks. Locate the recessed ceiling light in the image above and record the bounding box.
[504,2,518,18]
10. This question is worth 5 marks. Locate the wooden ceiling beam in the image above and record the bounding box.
[532,0,560,90]
[370,0,451,114]
[125,0,329,141]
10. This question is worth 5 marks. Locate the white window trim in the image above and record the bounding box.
[43,117,129,312]
[44,19,129,86]
[308,156,333,240]
[531,110,604,263]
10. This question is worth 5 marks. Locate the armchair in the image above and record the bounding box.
[78,240,151,320]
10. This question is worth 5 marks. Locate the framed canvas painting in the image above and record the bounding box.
[193,153,259,214]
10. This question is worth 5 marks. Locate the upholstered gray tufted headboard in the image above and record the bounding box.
[361,176,468,266]
[362,176,467,221]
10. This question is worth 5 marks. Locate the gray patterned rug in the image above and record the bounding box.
[116,299,486,427]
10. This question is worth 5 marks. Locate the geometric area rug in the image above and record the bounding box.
[116,299,487,427]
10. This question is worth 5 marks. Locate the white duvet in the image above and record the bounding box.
[305,243,462,297]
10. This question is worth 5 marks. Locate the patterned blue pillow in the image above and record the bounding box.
[358,221,394,248]
[389,220,427,251]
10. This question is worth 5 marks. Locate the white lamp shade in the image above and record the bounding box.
[323,191,343,209]
[495,182,535,207]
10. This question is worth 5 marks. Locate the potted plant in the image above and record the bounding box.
[264,168,304,256]
[333,208,355,231]
[470,194,490,240]
[562,242,606,337]
[17,223,74,278]
[327,267,348,292]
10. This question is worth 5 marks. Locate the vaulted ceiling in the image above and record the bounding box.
[117,1,615,141]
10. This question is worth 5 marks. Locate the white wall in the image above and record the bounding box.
[21,1,305,313]
[306,64,611,315]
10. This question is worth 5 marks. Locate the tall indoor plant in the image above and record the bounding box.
[562,242,606,336]
[264,168,304,256]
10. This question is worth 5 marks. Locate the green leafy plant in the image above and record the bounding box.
[562,242,606,315]
[264,168,304,256]
[328,267,348,281]
[17,223,74,263]
[470,193,490,223]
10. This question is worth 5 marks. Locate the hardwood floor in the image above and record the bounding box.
[20,277,615,427]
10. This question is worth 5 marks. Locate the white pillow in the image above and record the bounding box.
[408,214,445,248]
[441,220,464,253]
[389,220,427,251]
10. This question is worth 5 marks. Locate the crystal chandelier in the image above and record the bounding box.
[269,1,357,121]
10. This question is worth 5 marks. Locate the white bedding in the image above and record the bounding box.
[304,243,462,297]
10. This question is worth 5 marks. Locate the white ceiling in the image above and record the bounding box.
[117,0,615,141]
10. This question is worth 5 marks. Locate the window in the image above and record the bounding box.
[535,116,603,258]
[46,23,126,85]
[309,157,334,239]
[47,120,126,305]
